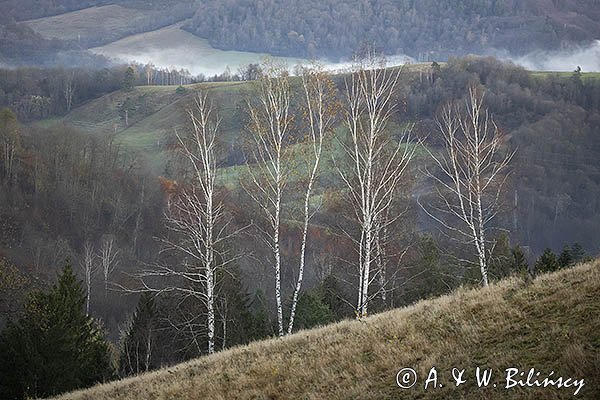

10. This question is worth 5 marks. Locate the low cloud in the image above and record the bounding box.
[506,40,600,72]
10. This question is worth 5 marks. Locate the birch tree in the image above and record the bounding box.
[421,87,515,286]
[146,63,154,86]
[287,65,338,334]
[81,241,96,316]
[0,108,20,184]
[63,71,76,112]
[138,92,235,355]
[98,235,119,293]
[338,53,417,319]
[244,61,292,337]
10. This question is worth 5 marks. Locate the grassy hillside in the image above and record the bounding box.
[50,67,600,175]
[23,4,193,48]
[530,71,600,81]
[42,81,252,172]
[90,22,304,77]
[24,6,153,42]
[51,260,599,400]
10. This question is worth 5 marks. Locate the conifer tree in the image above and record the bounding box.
[0,263,113,400]
[123,66,136,91]
[119,293,156,377]
[534,248,560,274]
[511,245,529,274]
[570,243,586,264]
[558,245,574,269]
[293,291,333,331]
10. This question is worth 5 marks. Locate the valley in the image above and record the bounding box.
[89,22,305,77]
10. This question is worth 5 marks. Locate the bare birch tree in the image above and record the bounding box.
[373,207,390,305]
[63,71,76,112]
[287,65,338,334]
[99,235,119,292]
[0,108,20,184]
[421,87,515,286]
[81,241,96,316]
[137,92,236,355]
[243,61,292,337]
[338,53,417,319]
[146,63,154,86]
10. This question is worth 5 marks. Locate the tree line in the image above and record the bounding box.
[0,63,265,122]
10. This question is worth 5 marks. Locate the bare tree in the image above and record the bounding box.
[243,61,292,337]
[373,208,390,305]
[81,241,96,316]
[63,71,76,112]
[0,108,20,184]
[99,235,119,292]
[137,92,237,355]
[132,177,146,255]
[287,65,338,334]
[421,87,515,286]
[337,53,417,319]
[146,63,154,86]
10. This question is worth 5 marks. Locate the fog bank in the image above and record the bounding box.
[91,22,599,77]
[507,40,600,72]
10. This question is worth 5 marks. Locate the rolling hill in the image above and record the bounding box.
[31,61,600,258]
[40,81,253,173]
[22,4,194,48]
[50,260,600,399]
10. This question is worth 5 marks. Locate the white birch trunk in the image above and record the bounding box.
[244,61,292,337]
[421,87,515,286]
[136,92,239,355]
[81,241,95,316]
[99,236,119,293]
[287,66,336,334]
[338,52,417,319]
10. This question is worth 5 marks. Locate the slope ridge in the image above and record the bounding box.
[52,261,600,399]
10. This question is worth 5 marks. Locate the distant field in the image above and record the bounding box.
[33,82,253,173]
[23,5,188,47]
[90,22,305,77]
[47,80,425,181]
[530,71,600,81]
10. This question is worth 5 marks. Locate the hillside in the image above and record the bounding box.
[184,0,600,60]
[22,4,194,48]
[51,260,600,399]
[38,81,252,173]
[34,61,600,256]
[2,0,194,23]
[89,22,303,77]
[0,1,194,66]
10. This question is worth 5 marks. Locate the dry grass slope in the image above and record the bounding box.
[50,260,600,400]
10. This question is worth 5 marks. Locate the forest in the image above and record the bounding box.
[0,56,598,399]
[184,0,600,59]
